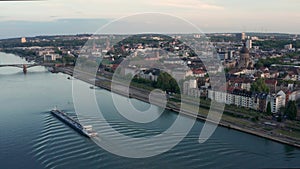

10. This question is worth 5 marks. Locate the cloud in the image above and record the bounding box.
[0,18,109,39]
[150,0,224,10]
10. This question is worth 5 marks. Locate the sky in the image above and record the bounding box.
[0,0,300,38]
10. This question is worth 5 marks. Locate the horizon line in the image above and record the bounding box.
[1,31,299,40]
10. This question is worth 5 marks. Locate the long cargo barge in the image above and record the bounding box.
[51,109,97,138]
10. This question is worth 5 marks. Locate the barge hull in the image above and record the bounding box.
[51,110,90,138]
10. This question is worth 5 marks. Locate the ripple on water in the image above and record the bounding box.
[30,113,105,169]
[28,111,300,169]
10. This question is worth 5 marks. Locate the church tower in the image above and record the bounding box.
[238,42,250,69]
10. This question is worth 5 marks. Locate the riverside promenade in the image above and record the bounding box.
[58,66,300,149]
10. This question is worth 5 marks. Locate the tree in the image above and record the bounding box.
[255,61,264,69]
[284,101,297,120]
[251,78,270,93]
[266,102,272,115]
[169,78,180,93]
[277,107,286,122]
[156,72,179,93]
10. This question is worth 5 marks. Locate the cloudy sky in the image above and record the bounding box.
[0,0,299,38]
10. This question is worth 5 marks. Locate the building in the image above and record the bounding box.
[163,58,184,65]
[238,43,251,69]
[284,44,293,50]
[232,89,253,108]
[171,68,193,81]
[183,79,201,97]
[265,79,277,93]
[223,60,237,69]
[228,77,252,91]
[268,90,286,113]
[43,54,62,61]
[218,51,228,60]
[285,90,300,102]
[252,93,268,112]
[237,32,246,41]
[192,68,206,77]
[124,67,138,76]
[139,68,160,81]
[208,88,268,112]
[246,39,252,49]
[21,37,26,43]
[241,32,246,40]
[228,50,234,60]
[208,89,227,104]
[251,36,259,40]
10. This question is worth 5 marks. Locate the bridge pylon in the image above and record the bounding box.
[23,64,27,74]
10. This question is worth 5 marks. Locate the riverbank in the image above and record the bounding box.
[58,66,300,149]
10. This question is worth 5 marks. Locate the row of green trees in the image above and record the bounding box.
[255,58,281,68]
[132,72,180,94]
[255,51,300,68]
[253,40,300,50]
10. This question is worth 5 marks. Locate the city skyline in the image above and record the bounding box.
[1,1,300,168]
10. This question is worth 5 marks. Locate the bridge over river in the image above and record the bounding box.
[0,63,55,74]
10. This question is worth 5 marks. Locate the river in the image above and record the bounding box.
[0,52,300,169]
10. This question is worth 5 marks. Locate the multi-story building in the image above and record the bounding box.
[171,68,193,81]
[268,90,286,113]
[139,68,160,81]
[228,78,252,91]
[284,44,293,50]
[43,53,62,61]
[183,79,201,98]
[21,37,27,43]
[246,39,252,49]
[252,93,268,112]
[208,88,268,112]
[192,68,206,77]
[236,32,246,41]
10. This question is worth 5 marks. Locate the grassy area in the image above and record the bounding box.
[221,114,253,126]
[275,129,300,139]
[263,127,273,131]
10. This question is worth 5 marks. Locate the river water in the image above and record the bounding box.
[0,52,300,169]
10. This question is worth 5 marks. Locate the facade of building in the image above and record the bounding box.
[228,78,252,91]
[192,68,206,77]
[172,68,193,81]
[183,79,201,98]
[268,90,286,113]
[236,32,246,40]
[284,44,293,50]
[265,79,277,93]
[43,54,62,61]
[286,90,300,102]
[246,39,252,49]
[139,68,160,81]
[124,67,138,76]
[252,93,268,112]
[21,37,27,43]
[208,89,268,112]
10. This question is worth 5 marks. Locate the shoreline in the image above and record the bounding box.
[58,66,300,149]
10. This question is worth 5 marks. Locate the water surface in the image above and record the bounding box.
[0,52,300,169]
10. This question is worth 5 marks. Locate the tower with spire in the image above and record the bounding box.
[238,42,250,69]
